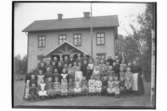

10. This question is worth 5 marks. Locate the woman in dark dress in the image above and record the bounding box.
[113,61,120,79]
[64,56,69,65]
[57,61,63,74]
[81,60,88,80]
[53,56,58,66]
[69,54,74,65]
[131,60,144,95]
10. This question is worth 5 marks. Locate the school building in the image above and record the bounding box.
[23,12,119,73]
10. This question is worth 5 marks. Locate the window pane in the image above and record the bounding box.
[101,38,104,44]
[101,33,104,37]
[96,32,105,45]
[97,33,100,38]
[38,36,46,48]
[59,34,66,44]
[73,34,81,46]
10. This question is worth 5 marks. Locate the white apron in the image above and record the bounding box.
[132,73,138,91]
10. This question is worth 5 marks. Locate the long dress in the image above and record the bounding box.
[81,79,88,94]
[61,79,68,96]
[68,81,75,95]
[75,71,83,82]
[81,64,88,78]
[125,72,133,90]
[46,81,54,96]
[53,81,61,95]
[102,79,108,95]
[131,65,144,94]
[87,63,94,80]
[24,80,30,99]
[37,74,45,86]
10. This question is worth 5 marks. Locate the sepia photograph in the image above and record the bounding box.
[12,1,156,109]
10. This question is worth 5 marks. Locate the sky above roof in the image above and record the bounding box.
[14,2,146,57]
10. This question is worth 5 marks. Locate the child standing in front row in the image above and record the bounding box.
[107,75,114,95]
[119,66,126,93]
[46,77,54,97]
[101,75,108,96]
[88,75,96,95]
[125,67,133,92]
[74,78,82,95]
[107,75,120,97]
[61,68,68,96]
[81,77,88,95]
[68,77,75,96]
[95,75,102,95]
[113,76,120,97]
[38,79,47,99]
[29,83,38,101]
[24,80,30,99]
[53,76,61,96]
[29,74,38,100]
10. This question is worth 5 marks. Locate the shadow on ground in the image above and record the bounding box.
[13,80,152,107]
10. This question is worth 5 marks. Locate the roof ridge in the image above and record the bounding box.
[34,15,118,22]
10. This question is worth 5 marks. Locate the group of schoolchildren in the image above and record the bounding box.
[24,54,144,101]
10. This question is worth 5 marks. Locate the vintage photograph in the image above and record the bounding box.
[13,1,156,108]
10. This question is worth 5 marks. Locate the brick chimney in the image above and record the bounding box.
[83,12,90,18]
[57,13,63,20]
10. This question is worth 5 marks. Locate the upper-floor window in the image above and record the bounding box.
[73,33,81,46]
[96,32,105,46]
[58,34,67,44]
[38,35,46,48]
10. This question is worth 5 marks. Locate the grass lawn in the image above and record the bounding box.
[13,80,153,108]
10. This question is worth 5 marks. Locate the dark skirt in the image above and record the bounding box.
[137,75,144,94]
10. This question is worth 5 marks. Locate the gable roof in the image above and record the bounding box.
[23,15,119,32]
[46,41,89,56]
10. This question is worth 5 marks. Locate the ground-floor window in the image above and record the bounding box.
[96,53,106,59]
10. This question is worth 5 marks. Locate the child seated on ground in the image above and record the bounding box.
[46,77,54,97]
[29,83,38,101]
[38,79,47,99]
[60,68,68,96]
[37,69,45,86]
[53,76,61,96]
[81,77,88,95]
[88,75,96,95]
[74,78,82,95]
[125,67,133,92]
